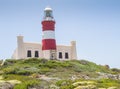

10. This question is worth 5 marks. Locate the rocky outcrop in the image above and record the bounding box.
[0,82,13,89]
[97,72,120,80]
[0,76,21,89]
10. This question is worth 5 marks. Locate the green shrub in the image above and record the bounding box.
[14,80,40,89]
[3,67,19,74]
[111,68,120,73]
[22,58,41,64]
[39,60,59,68]
[39,67,51,74]
[96,79,120,88]
[3,74,40,89]
[39,60,72,69]
[16,69,32,75]
[14,84,27,89]
[6,59,18,63]
[56,80,74,89]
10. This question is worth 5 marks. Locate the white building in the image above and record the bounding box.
[12,7,77,60]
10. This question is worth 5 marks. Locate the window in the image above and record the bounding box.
[65,52,69,59]
[27,50,31,57]
[59,52,62,59]
[35,51,39,58]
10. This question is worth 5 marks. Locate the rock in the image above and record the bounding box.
[74,85,96,89]
[0,82,13,89]
[7,80,21,85]
[0,71,4,74]
[104,65,110,69]
[81,75,90,79]
[107,87,117,89]
[50,84,59,89]
[0,76,21,89]
[38,75,60,81]
[73,81,96,87]
[97,72,120,80]
[28,86,49,89]
[71,75,78,80]
[0,76,3,80]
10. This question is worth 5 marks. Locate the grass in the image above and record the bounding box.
[0,58,120,88]
[2,59,118,74]
[56,79,120,89]
[2,74,40,89]
[96,79,120,88]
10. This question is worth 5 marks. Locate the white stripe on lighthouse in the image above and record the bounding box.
[42,30,55,39]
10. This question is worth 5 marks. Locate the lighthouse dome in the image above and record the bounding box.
[44,7,52,11]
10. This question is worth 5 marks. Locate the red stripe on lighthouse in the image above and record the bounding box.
[42,21,55,31]
[42,39,56,50]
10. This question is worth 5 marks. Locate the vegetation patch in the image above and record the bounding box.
[0,58,120,89]
[2,74,40,89]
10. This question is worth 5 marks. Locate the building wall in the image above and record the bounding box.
[12,49,18,59]
[57,45,71,60]
[17,36,25,59]
[71,41,77,60]
[12,36,77,60]
[24,42,43,58]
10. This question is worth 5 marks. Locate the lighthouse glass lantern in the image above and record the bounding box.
[44,7,54,20]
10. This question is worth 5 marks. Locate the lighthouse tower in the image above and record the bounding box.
[42,7,57,60]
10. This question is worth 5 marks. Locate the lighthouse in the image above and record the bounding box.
[12,7,77,60]
[41,7,57,60]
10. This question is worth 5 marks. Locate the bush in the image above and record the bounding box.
[3,67,19,74]
[14,80,40,89]
[111,68,120,73]
[16,67,39,75]
[96,79,120,88]
[39,67,51,74]
[14,84,27,89]
[16,69,32,75]
[56,80,74,89]
[39,60,72,69]
[39,60,59,68]
[3,74,40,89]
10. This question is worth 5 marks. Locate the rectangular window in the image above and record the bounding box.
[65,52,69,59]
[27,50,31,57]
[59,52,62,59]
[35,51,39,58]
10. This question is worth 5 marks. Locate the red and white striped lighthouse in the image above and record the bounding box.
[42,7,57,59]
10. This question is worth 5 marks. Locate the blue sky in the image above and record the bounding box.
[0,0,120,68]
